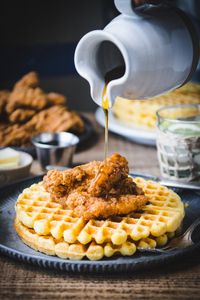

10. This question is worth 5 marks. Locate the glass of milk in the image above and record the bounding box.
[156,104,200,182]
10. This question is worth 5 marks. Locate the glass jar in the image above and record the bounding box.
[156,104,200,182]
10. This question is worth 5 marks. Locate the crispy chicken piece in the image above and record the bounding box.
[0,123,32,147]
[27,105,84,133]
[43,161,101,199]
[0,90,10,115]
[65,192,147,220]
[0,105,84,147]
[8,73,66,113]
[43,154,148,220]
[14,71,39,90]
[0,72,84,147]
[9,108,36,123]
[47,92,66,106]
[88,154,129,197]
[6,87,48,113]
[0,122,9,131]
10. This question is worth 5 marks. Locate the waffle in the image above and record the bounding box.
[15,217,174,260]
[15,177,184,259]
[112,82,200,129]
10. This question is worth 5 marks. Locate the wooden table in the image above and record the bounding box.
[0,114,199,300]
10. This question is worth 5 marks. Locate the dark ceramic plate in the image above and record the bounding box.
[0,175,200,273]
[0,115,94,158]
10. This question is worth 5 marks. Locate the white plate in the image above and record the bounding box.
[95,108,156,146]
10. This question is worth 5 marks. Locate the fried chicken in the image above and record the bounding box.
[0,123,32,147]
[43,154,147,220]
[0,90,10,115]
[46,92,66,106]
[9,108,36,123]
[43,161,101,199]
[65,192,147,220]
[14,71,39,90]
[0,72,84,147]
[26,105,84,133]
[0,105,84,147]
[6,87,48,113]
[88,154,129,197]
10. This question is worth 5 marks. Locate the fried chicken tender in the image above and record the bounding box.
[47,92,66,106]
[0,105,84,147]
[27,105,84,133]
[0,72,84,147]
[9,108,36,123]
[43,161,101,199]
[0,123,32,147]
[6,72,66,114]
[6,87,48,113]
[88,154,129,197]
[65,192,147,220]
[0,90,10,115]
[0,122,9,132]
[14,71,39,90]
[43,154,147,220]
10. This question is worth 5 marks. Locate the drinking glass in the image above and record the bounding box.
[156,104,200,181]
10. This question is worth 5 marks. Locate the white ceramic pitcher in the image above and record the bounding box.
[75,0,199,108]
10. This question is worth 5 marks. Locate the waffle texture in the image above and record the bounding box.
[15,217,175,260]
[113,83,200,129]
[15,177,184,260]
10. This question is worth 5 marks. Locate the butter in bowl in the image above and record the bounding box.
[0,148,33,186]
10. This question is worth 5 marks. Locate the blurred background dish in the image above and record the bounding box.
[95,82,200,146]
[0,151,33,187]
[112,82,200,130]
[32,132,79,170]
[0,115,94,158]
[0,72,94,156]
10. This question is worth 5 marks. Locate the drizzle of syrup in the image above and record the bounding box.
[102,84,109,160]
[102,66,125,161]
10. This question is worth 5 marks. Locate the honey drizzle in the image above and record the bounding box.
[102,84,109,160]
[102,66,125,161]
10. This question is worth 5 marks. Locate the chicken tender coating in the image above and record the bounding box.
[6,87,48,113]
[0,72,85,147]
[43,154,148,220]
[0,90,10,115]
[65,192,147,220]
[47,92,66,106]
[0,105,84,147]
[88,153,129,197]
[14,71,39,90]
[9,108,36,123]
[43,161,101,199]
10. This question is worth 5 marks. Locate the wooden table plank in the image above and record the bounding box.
[0,113,199,300]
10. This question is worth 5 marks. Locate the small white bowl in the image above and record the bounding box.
[0,151,33,186]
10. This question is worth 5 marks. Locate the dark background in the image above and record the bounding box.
[0,0,199,112]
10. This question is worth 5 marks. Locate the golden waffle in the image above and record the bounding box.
[15,217,174,260]
[112,82,200,129]
[15,178,184,251]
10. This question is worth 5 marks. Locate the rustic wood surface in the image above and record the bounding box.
[0,113,199,300]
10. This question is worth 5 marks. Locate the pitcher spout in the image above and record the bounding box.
[74,30,127,107]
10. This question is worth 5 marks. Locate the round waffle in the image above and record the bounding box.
[15,217,174,260]
[15,177,184,259]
